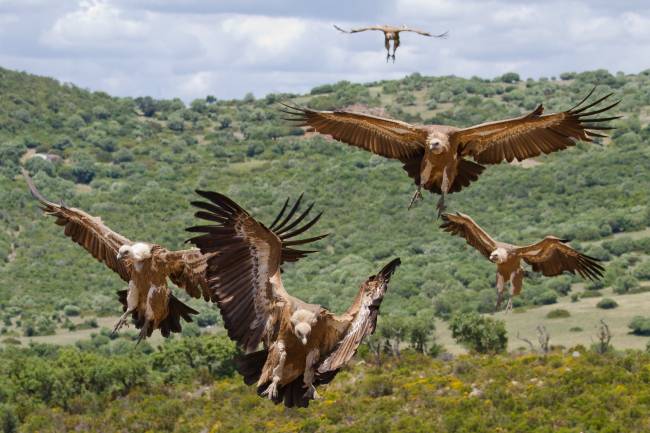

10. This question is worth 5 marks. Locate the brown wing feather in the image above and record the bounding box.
[452,88,620,164]
[187,191,327,352]
[317,258,400,375]
[164,249,214,301]
[333,24,384,33]
[440,213,497,259]
[24,171,132,282]
[281,104,427,160]
[516,237,605,281]
[400,28,449,38]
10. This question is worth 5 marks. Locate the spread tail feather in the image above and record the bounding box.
[449,159,485,193]
[159,294,199,338]
[236,349,268,386]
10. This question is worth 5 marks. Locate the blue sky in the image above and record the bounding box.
[1,0,649,101]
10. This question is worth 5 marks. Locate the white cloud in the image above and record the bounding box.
[219,15,308,65]
[0,0,648,101]
[43,0,147,49]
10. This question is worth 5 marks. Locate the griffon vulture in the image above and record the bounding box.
[282,88,619,215]
[24,171,213,341]
[441,212,604,311]
[334,24,448,62]
[187,190,401,407]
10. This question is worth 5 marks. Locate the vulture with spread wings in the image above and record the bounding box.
[24,171,213,341]
[441,212,604,311]
[334,24,448,62]
[187,190,400,407]
[282,87,619,215]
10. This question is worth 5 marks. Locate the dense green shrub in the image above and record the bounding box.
[597,298,618,309]
[534,290,558,305]
[629,316,650,336]
[63,305,80,317]
[613,275,640,294]
[546,309,570,318]
[449,312,507,354]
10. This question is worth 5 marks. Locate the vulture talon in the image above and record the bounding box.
[111,310,132,335]
[304,385,319,400]
[407,187,423,210]
[505,298,513,314]
[261,380,279,400]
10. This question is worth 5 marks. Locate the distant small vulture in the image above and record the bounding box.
[334,24,448,62]
[187,190,400,407]
[24,171,212,341]
[282,88,619,215]
[441,212,604,311]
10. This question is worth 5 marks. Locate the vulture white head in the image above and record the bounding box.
[290,309,317,345]
[117,242,152,262]
[426,131,449,155]
[489,247,508,264]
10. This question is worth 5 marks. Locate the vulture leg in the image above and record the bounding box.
[112,283,138,335]
[392,37,400,63]
[505,297,513,314]
[407,185,423,210]
[436,167,451,218]
[507,268,524,313]
[261,340,286,400]
[494,273,506,312]
[303,348,320,400]
[385,37,391,62]
[112,308,134,335]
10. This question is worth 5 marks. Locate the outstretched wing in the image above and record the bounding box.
[24,171,132,282]
[440,212,497,259]
[451,88,620,164]
[187,191,328,352]
[281,104,427,160]
[333,24,384,33]
[317,258,401,374]
[163,248,214,301]
[516,237,604,281]
[400,28,449,38]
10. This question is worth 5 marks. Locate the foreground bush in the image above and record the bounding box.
[10,350,650,433]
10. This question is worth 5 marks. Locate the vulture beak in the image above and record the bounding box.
[301,337,308,345]
[116,252,123,260]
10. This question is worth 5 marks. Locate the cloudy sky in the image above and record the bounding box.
[1,0,649,101]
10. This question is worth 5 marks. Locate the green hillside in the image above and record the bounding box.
[1,67,649,336]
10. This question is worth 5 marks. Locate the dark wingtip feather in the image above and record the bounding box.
[22,168,56,207]
[378,257,401,281]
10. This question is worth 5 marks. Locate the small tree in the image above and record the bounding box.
[500,72,520,83]
[450,312,508,354]
[594,319,612,354]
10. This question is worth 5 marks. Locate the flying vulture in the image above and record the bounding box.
[282,87,619,215]
[440,212,604,311]
[334,24,448,62]
[24,171,213,341]
[187,190,401,407]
